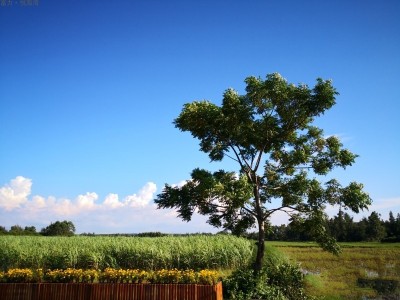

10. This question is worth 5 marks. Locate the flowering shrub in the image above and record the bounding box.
[151,269,179,284]
[149,269,219,284]
[82,269,98,283]
[0,268,219,284]
[44,268,98,283]
[45,269,77,283]
[180,269,197,284]
[198,269,219,285]
[3,269,34,283]
[99,268,148,283]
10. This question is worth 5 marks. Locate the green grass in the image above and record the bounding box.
[3,235,399,299]
[0,235,253,271]
[268,241,400,299]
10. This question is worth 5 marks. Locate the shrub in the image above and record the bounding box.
[223,245,314,300]
[223,267,285,300]
[44,268,92,283]
[4,268,34,283]
[99,268,148,283]
[1,268,219,285]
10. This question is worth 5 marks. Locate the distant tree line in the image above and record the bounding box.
[0,220,75,236]
[243,211,400,243]
[2,212,399,243]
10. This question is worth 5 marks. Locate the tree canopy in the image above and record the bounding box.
[155,73,371,272]
[40,220,76,236]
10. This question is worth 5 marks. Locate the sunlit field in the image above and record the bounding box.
[269,241,400,299]
[2,235,399,299]
[0,235,253,271]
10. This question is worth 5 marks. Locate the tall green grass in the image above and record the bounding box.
[0,235,253,271]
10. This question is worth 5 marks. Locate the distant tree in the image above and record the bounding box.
[155,73,371,273]
[351,217,368,241]
[396,213,400,236]
[0,226,8,235]
[365,212,386,241]
[40,220,76,236]
[9,225,24,235]
[265,224,288,241]
[328,211,356,242]
[135,232,168,237]
[384,211,400,238]
[24,226,38,235]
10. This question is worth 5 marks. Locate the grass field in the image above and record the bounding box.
[269,241,400,299]
[0,235,253,271]
[1,235,399,299]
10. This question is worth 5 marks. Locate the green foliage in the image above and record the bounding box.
[40,220,76,236]
[155,73,371,271]
[385,211,400,239]
[366,212,386,242]
[157,169,253,234]
[223,245,313,300]
[259,211,396,244]
[0,226,7,235]
[223,267,285,300]
[0,225,38,236]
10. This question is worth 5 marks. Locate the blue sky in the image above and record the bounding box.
[1,0,399,233]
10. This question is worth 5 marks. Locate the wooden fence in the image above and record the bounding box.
[0,282,223,300]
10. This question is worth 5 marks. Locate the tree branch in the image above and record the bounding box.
[263,205,309,221]
[230,145,253,179]
[242,204,258,218]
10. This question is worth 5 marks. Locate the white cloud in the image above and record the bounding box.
[0,176,218,234]
[124,182,156,207]
[104,193,123,209]
[0,177,157,214]
[0,176,32,210]
[77,192,98,209]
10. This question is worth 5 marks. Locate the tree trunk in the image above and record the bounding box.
[254,218,265,274]
[252,176,265,275]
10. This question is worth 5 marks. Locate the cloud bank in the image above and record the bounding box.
[1,176,398,233]
[0,176,215,234]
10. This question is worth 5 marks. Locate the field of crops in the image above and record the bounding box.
[0,235,253,271]
[269,241,400,299]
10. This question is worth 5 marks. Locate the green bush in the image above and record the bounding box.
[223,245,314,300]
[223,267,285,300]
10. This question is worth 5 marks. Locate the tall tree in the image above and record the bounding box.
[328,210,355,242]
[155,73,371,273]
[365,211,386,241]
[383,212,400,242]
[353,217,368,241]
